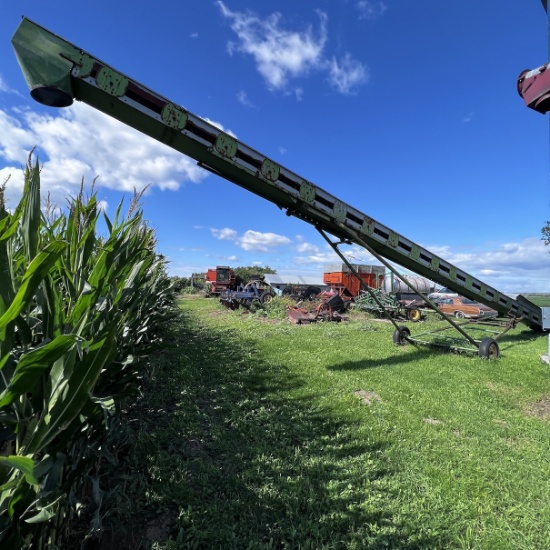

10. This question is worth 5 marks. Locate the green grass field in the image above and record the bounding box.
[105,296,550,549]
[524,294,550,307]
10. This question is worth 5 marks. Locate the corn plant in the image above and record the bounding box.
[0,157,175,548]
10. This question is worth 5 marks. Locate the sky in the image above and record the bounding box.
[0,1,550,293]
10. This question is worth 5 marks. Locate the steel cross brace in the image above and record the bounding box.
[316,224,484,348]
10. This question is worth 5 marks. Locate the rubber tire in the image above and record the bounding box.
[454,311,466,319]
[408,308,422,322]
[392,325,411,346]
[304,287,321,301]
[478,338,500,359]
[260,291,275,304]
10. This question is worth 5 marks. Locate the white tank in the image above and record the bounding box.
[383,274,433,294]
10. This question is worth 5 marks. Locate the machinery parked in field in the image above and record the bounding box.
[323,263,384,297]
[219,277,275,309]
[205,266,236,296]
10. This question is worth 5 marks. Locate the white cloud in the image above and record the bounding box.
[201,117,237,138]
[217,2,367,95]
[292,240,344,265]
[238,229,291,252]
[236,90,256,108]
[328,53,369,94]
[292,240,377,266]
[211,227,238,240]
[217,2,327,89]
[426,237,550,293]
[296,241,319,254]
[0,75,21,95]
[0,103,210,206]
[210,226,291,252]
[356,1,388,20]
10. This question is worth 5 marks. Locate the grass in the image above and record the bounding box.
[102,295,550,549]
[524,294,550,307]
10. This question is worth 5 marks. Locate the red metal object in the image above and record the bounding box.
[286,294,349,324]
[205,266,236,295]
[286,307,317,324]
[323,271,379,297]
[517,64,550,114]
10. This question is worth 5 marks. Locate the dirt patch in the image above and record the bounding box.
[525,398,550,421]
[354,390,381,406]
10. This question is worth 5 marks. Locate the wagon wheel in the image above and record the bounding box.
[408,308,422,322]
[392,325,411,346]
[478,338,500,359]
[454,311,466,319]
[260,290,275,304]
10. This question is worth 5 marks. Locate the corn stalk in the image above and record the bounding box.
[0,157,175,547]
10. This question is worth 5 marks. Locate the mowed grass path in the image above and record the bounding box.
[117,296,550,549]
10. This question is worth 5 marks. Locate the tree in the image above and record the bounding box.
[542,221,550,247]
[232,265,276,285]
[169,276,189,292]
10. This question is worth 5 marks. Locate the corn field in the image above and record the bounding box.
[0,157,176,548]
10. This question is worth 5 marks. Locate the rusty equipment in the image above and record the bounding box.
[287,294,350,324]
[205,266,236,296]
[323,263,384,297]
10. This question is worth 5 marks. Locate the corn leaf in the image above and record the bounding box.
[0,335,77,408]
[22,159,41,263]
[0,456,38,485]
[24,494,64,524]
[24,333,117,455]
[0,241,67,336]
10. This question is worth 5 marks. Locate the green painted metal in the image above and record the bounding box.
[95,67,128,97]
[299,181,316,203]
[11,18,77,106]
[261,159,280,182]
[10,17,544,331]
[161,103,188,130]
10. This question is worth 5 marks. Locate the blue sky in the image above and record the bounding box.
[1,1,550,293]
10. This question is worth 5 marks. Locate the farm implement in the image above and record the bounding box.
[286,293,351,324]
[354,289,429,322]
[219,279,274,310]
[11,18,545,358]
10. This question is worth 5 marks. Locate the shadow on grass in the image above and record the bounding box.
[100,306,442,549]
[327,346,437,371]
